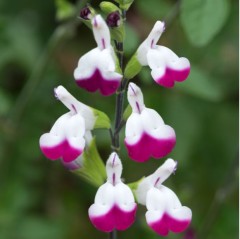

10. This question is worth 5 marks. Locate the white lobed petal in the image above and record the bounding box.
[89,182,115,217]
[125,113,144,145]
[74,48,120,82]
[146,187,166,223]
[65,114,86,150]
[147,46,190,72]
[40,113,70,148]
[115,183,136,212]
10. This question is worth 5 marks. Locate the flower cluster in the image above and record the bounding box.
[125,83,176,162]
[39,4,192,238]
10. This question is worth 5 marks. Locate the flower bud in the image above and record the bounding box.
[106,11,121,27]
[80,6,92,20]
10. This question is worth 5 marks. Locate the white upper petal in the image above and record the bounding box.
[92,15,111,50]
[151,158,177,187]
[135,158,177,205]
[137,21,165,65]
[127,83,145,113]
[54,86,96,130]
[106,153,123,185]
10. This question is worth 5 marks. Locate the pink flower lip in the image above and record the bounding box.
[155,67,190,88]
[89,204,137,232]
[125,133,176,162]
[149,213,191,236]
[76,69,121,96]
[40,140,83,163]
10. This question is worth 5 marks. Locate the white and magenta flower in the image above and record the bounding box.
[74,15,122,96]
[89,153,137,232]
[125,83,176,162]
[136,158,192,236]
[137,21,190,88]
[39,86,96,163]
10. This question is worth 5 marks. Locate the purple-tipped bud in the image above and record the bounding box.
[80,6,91,20]
[106,11,121,27]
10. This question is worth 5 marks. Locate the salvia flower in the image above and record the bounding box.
[89,153,137,232]
[39,86,97,163]
[137,21,190,88]
[125,83,176,162]
[136,158,192,236]
[74,15,122,96]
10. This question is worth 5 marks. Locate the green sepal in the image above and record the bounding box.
[92,108,111,129]
[127,177,144,201]
[114,0,134,10]
[100,1,120,15]
[78,18,92,29]
[72,138,106,187]
[123,104,132,121]
[124,52,142,80]
[110,24,125,42]
[55,0,75,21]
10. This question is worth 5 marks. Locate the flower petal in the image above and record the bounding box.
[74,48,122,96]
[89,182,136,232]
[39,113,70,160]
[92,15,111,50]
[146,186,192,236]
[147,47,190,88]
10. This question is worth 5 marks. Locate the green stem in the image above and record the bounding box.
[110,9,128,239]
[112,10,128,152]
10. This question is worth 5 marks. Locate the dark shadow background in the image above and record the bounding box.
[0,0,238,238]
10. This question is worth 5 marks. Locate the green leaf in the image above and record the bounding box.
[175,66,224,101]
[124,52,142,80]
[92,108,111,129]
[123,104,132,121]
[181,0,230,47]
[124,23,140,56]
[136,0,172,19]
[73,138,106,187]
[55,0,75,21]
[115,0,134,10]
[110,25,125,42]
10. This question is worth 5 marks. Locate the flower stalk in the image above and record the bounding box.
[112,9,127,152]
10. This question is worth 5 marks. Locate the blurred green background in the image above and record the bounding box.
[0,0,238,238]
